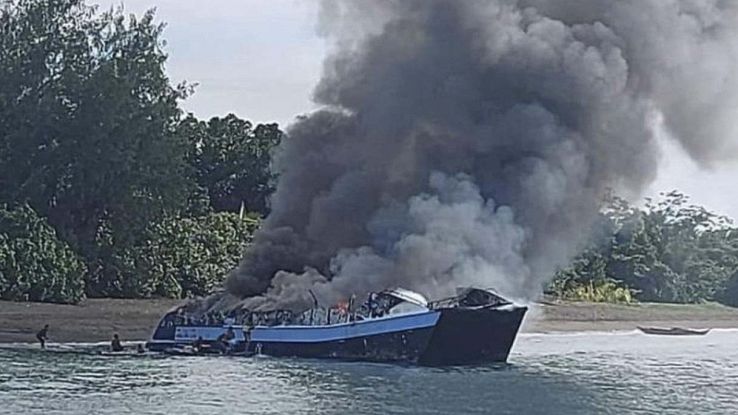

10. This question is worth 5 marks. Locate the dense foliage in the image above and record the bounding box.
[552,192,738,305]
[132,213,260,298]
[181,114,283,216]
[0,0,280,303]
[0,204,86,303]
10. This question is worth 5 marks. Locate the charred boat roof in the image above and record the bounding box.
[429,287,514,309]
[381,288,429,307]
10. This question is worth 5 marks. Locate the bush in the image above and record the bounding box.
[552,278,635,304]
[717,270,738,307]
[0,204,86,303]
[131,212,259,298]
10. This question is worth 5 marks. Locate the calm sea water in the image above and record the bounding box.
[1,330,738,415]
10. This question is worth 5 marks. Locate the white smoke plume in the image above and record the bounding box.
[222,0,738,311]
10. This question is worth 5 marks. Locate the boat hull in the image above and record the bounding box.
[419,306,527,365]
[147,302,528,365]
[245,306,527,365]
[246,311,440,363]
[248,324,437,363]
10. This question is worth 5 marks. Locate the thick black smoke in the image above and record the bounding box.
[223,0,738,311]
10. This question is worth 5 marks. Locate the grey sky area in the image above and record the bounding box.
[94,1,738,220]
[94,0,325,125]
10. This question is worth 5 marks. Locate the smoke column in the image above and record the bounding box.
[223,0,738,311]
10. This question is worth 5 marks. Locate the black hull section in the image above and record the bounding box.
[247,325,436,364]
[418,306,527,366]
[248,307,527,366]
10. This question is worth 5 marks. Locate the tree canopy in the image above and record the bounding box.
[181,114,282,216]
[0,204,86,303]
[0,0,282,302]
[551,191,738,305]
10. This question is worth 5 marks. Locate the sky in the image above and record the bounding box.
[94,0,326,125]
[93,0,738,220]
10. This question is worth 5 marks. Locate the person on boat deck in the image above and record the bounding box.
[111,333,124,352]
[215,328,235,353]
[368,293,380,318]
[193,336,205,353]
[36,324,49,349]
[137,344,145,354]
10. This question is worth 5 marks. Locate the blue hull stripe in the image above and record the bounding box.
[175,326,246,342]
[249,311,441,343]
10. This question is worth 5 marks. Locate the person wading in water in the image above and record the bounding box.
[111,333,124,352]
[36,324,49,349]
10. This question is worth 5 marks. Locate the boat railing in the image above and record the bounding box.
[429,288,512,310]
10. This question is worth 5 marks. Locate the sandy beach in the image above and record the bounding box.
[0,298,181,344]
[523,301,738,333]
[1,298,738,344]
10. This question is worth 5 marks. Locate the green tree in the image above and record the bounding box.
[0,0,193,296]
[180,114,283,216]
[552,191,738,304]
[131,212,260,298]
[551,248,609,294]
[607,211,680,302]
[0,204,86,303]
[717,267,738,307]
[636,192,735,302]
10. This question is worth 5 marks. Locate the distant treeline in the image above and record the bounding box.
[551,192,738,307]
[0,1,278,302]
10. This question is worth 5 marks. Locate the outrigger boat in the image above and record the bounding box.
[637,326,711,336]
[147,287,528,366]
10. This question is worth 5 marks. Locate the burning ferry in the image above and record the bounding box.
[147,287,527,366]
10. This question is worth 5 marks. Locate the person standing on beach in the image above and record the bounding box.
[36,324,49,349]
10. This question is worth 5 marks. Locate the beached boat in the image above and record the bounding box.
[637,326,710,336]
[146,287,528,366]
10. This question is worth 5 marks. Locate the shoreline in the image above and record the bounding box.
[2,298,738,344]
[522,301,738,333]
[0,298,181,344]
